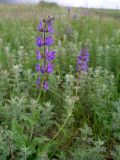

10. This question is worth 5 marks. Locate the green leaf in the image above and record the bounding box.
[12,119,28,149]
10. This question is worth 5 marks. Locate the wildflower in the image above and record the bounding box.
[35,64,40,72]
[36,50,42,60]
[36,76,40,88]
[37,20,43,31]
[35,16,56,90]
[40,65,45,74]
[43,81,49,90]
[40,63,54,74]
[46,50,56,61]
[45,36,54,46]
[48,23,54,33]
[36,36,43,47]
[46,63,54,74]
[76,48,90,72]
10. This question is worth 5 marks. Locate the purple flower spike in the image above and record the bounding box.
[46,50,56,61]
[37,20,43,31]
[35,64,41,72]
[36,76,40,88]
[36,50,42,60]
[45,36,54,46]
[43,81,49,90]
[76,48,90,72]
[35,17,55,90]
[36,36,43,47]
[46,63,54,74]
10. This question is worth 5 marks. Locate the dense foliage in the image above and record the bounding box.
[0,3,120,160]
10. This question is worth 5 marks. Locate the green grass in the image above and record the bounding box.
[0,3,120,160]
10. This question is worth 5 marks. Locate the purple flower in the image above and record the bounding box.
[40,63,54,74]
[35,64,41,72]
[46,63,54,74]
[46,50,56,61]
[37,20,43,31]
[40,65,45,74]
[81,63,88,71]
[79,49,89,62]
[77,61,88,72]
[36,50,42,60]
[36,76,40,88]
[48,23,54,33]
[36,36,43,47]
[45,36,54,46]
[76,48,90,72]
[43,81,49,90]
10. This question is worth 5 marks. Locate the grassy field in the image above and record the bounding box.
[0,2,120,160]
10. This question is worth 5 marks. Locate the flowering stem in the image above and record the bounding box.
[52,86,78,141]
[41,24,46,89]
[36,26,47,99]
[36,17,55,90]
[43,24,46,71]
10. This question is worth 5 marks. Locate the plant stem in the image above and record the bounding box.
[52,86,78,141]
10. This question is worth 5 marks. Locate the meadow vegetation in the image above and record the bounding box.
[0,2,120,160]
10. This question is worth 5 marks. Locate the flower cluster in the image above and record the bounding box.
[36,16,56,90]
[76,48,90,72]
